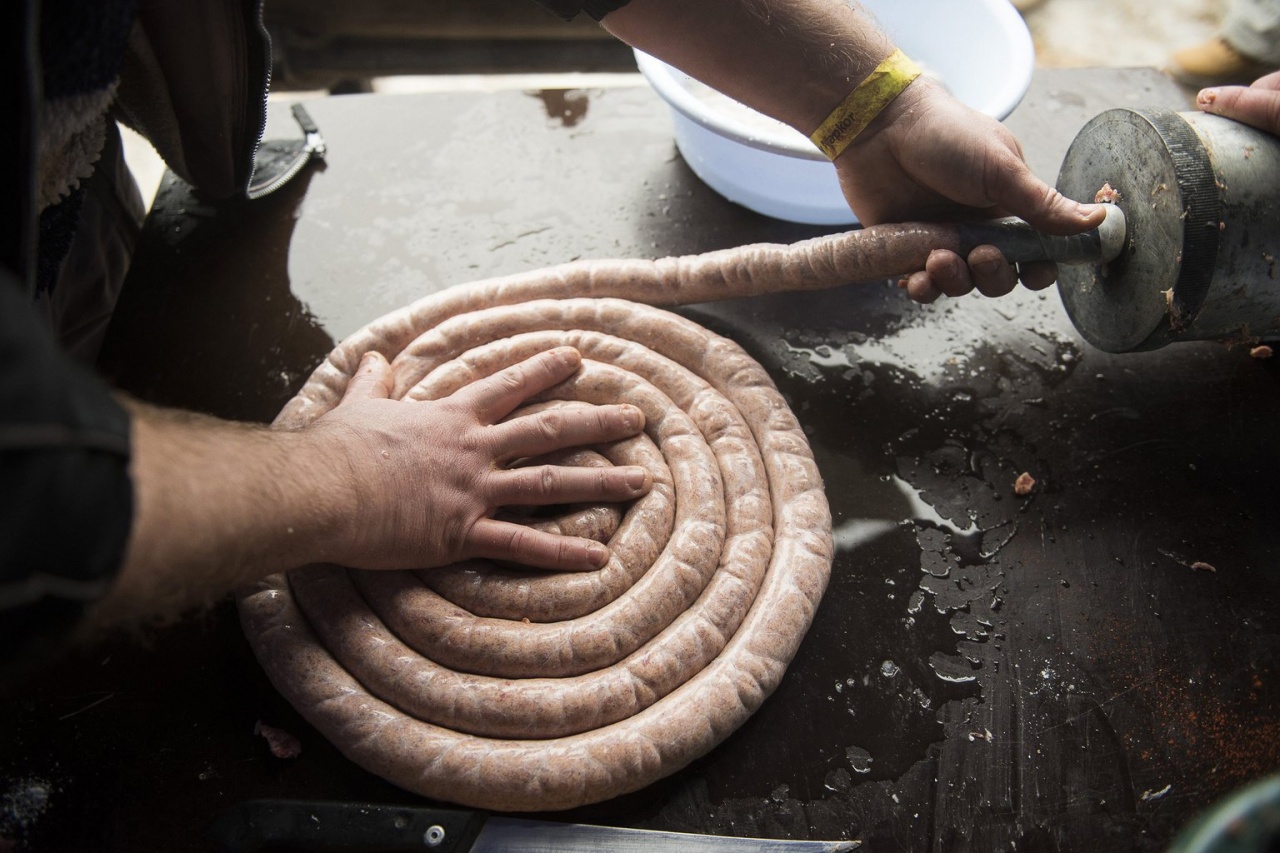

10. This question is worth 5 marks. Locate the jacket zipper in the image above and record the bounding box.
[241,0,274,198]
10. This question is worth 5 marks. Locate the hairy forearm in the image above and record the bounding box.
[603,0,893,133]
[79,349,655,631]
[84,400,343,628]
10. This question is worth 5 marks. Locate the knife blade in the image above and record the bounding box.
[208,799,861,853]
[468,816,861,852]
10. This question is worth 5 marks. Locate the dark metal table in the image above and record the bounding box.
[3,68,1277,852]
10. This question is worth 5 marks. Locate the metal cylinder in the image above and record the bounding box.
[1056,108,1280,352]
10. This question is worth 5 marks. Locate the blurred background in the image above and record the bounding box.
[119,0,1228,205]
[256,0,1228,85]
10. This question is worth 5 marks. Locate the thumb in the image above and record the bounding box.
[342,351,393,403]
[989,159,1107,237]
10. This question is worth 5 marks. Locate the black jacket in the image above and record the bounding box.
[1,0,137,660]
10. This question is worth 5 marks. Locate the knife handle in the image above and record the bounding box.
[207,799,487,853]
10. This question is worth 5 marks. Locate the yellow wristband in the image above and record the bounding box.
[809,48,922,160]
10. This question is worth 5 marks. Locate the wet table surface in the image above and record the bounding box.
[4,68,1279,852]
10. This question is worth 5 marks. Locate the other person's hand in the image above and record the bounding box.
[1195,70,1280,135]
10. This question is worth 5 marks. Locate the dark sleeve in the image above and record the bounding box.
[532,0,632,22]
[0,274,134,662]
[0,1,133,669]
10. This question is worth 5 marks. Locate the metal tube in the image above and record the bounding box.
[954,206,1127,266]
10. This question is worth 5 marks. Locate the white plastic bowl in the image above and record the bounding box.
[635,0,1035,225]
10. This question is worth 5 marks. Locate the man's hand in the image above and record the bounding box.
[602,1,1104,306]
[92,347,650,629]
[309,346,651,572]
[1195,70,1280,135]
[837,78,1106,304]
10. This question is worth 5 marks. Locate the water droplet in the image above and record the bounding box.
[846,746,874,774]
[824,767,853,792]
[929,651,979,683]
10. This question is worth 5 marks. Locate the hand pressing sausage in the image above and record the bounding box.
[838,77,1106,304]
[307,346,652,572]
[1195,69,1280,135]
[87,347,650,630]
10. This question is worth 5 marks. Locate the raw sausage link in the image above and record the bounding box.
[239,235,846,810]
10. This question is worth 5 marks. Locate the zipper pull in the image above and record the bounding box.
[291,103,327,159]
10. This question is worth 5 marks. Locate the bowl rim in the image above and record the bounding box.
[634,0,1035,160]
[633,50,827,161]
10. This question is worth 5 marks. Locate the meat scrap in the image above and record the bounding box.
[1014,472,1036,496]
[1250,345,1273,359]
[1190,561,1217,573]
[1095,182,1122,204]
[254,721,302,759]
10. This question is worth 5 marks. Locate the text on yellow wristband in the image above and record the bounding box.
[810,49,922,160]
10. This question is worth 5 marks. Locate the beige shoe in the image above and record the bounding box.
[1165,37,1276,88]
